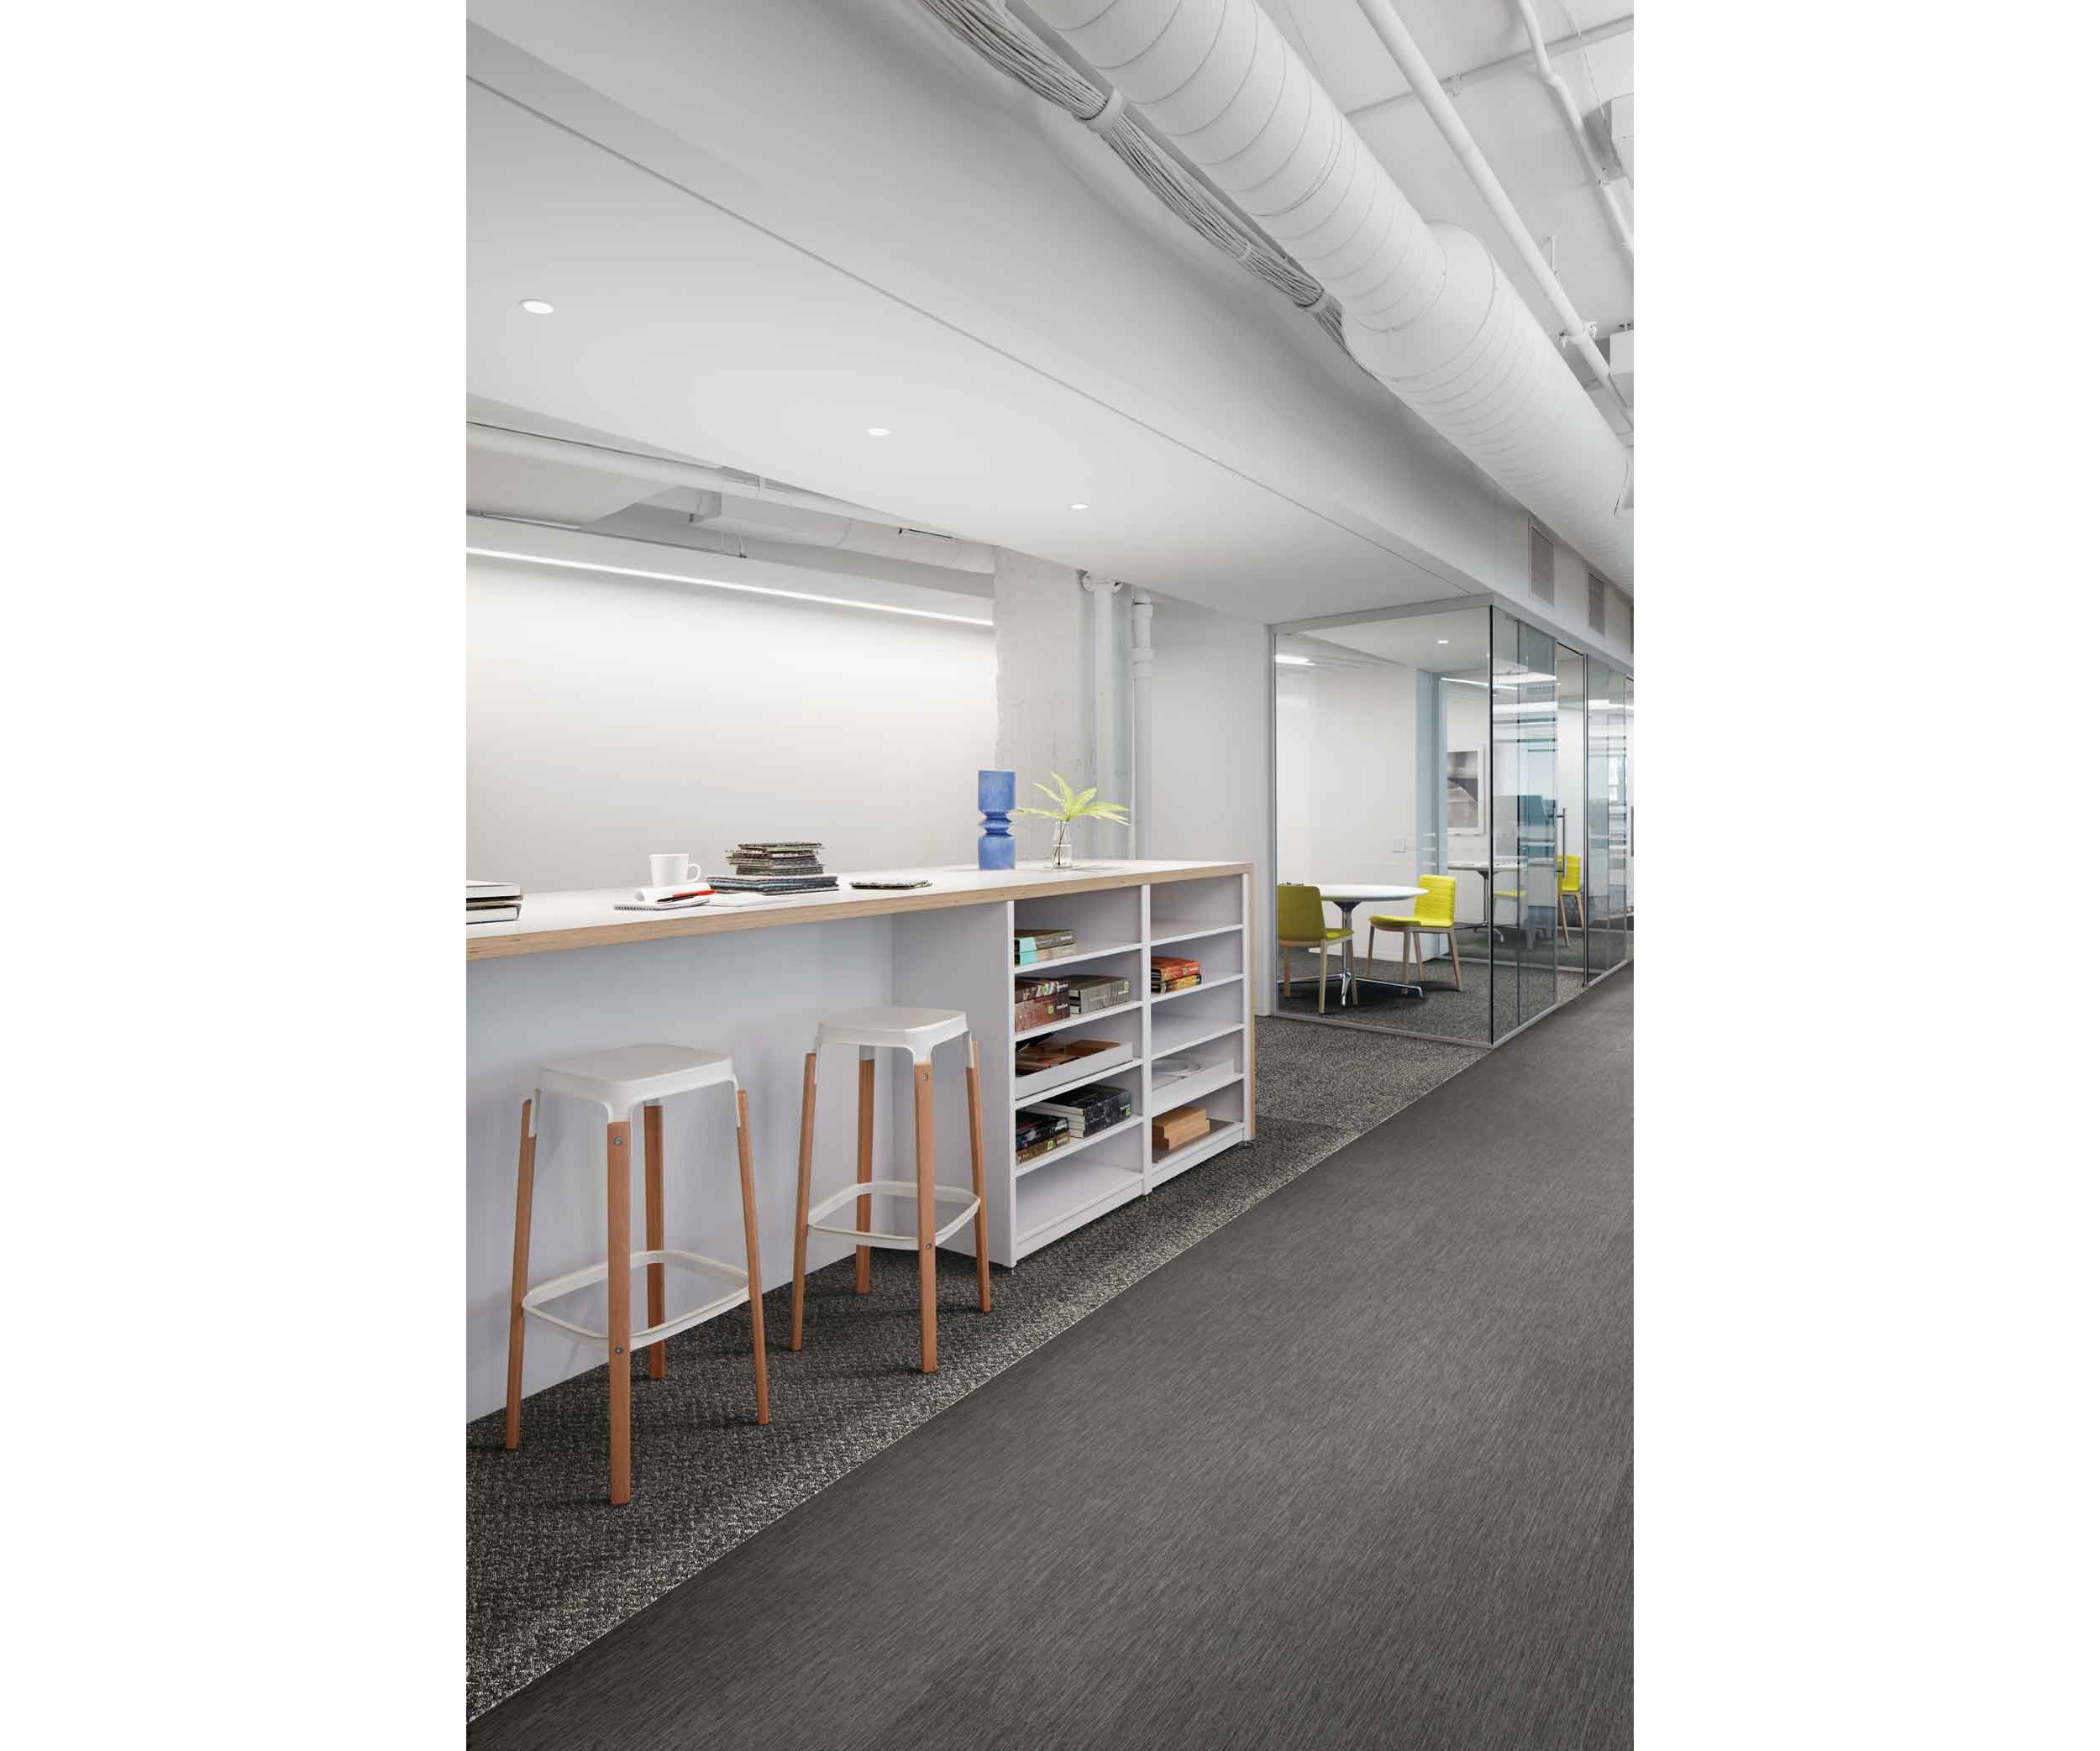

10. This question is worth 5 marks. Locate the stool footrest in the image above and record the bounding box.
[806,1179,981,1250]
[520,1249,750,1345]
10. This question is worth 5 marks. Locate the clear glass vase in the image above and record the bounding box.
[1050,822,1074,868]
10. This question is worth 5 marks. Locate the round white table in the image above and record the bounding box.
[1444,860,1519,931]
[1316,882,1427,1004]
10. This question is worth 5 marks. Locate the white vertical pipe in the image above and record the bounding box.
[1509,0,1635,261]
[1129,588,1155,858]
[1081,574,1122,859]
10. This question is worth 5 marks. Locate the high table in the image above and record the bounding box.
[1445,859,1519,932]
[465,860,1252,1420]
[1315,882,1428,1004]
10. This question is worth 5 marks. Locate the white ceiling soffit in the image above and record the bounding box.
[465,447,659,524]
[465,10,1531,622]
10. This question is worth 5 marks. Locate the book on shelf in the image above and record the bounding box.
[1152,1102,1211,1153]
[1064,972,1131,1012]
[1150,955,1203,992]
[1026,1082,1132,1136]
[1014,995,1075,1032]
[1016,943,1079,965]
[1015,975,1072,1002]
[467,880,522,925]
[1016,1132,1072,1166]
[466,904,520,925]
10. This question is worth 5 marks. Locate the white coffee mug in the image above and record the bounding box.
[648,853,704,888]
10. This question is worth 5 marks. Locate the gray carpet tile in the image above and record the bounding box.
[1278,941,1593,1041]
[467,1013,1498,1718]
[470,973,1634,1750]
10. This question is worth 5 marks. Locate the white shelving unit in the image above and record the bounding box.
[890,868,1253,1266]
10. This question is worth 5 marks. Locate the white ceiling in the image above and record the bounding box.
[465,3,1632,621]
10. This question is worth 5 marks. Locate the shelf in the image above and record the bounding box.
[1151,1013,1245,1058]
[1016,1152,1147,1248]
[1147,920,1243,948]
[1013,997,1142,1041]
[1149,1119,1246,1187]
[1012,1112,1142,1177]
[1147,970,1244,1007]
[1011,1040,1137,1105]
[1012,939,1142,972]
[1147,1063,1242,1111]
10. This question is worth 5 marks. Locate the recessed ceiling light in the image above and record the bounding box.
[865,427,890,438]
[1274,653,1312,666]
[1437,638,1450,644]
[519,299,554,315]
[1069,502,1089,511]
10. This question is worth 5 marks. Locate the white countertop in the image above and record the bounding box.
[465,860,1250,960]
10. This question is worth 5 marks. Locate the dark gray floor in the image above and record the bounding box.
[470,973,1634,1749]
[467,1018,1483,1717]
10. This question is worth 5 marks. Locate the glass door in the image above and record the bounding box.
[1585,658,1630,974]
[1489,608,1558,1035]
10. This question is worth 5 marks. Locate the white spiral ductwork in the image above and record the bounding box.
[1027,0,1634,585]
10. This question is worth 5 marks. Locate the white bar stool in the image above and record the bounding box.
[789,1006,990,1373]
[504,1043,769,1506]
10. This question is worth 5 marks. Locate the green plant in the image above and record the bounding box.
[1014,772,1131,831]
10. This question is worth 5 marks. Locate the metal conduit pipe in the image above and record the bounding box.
[1027,0,1633,585]
[1509,0,1635,261]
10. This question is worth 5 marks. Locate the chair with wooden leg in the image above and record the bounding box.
[790,1006,990,1373]
[1556,853,1586,944]
[1276,883,1352,1014]
[504,1044,771,1506]
[1367,874,1463,993]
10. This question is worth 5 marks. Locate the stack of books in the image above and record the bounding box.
[1015,926,1077,965]
[1151,955,1202,993]
[1152,1102,1211,1155]
[1023,1081,1131,1140]
[467,880,521,925]
[1015,1109,1073,1165]
[1014,975,1075,1032]
[1064,972,1131,1014]
[712,842,839,894]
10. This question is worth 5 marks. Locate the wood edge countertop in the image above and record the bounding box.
[466,861,1252,960]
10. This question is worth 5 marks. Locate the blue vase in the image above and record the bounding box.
[977,768,1016,870]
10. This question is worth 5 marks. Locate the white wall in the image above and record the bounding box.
[1146,591,1275,1008]
[1273,661,1418,958]
[467,551,996,889]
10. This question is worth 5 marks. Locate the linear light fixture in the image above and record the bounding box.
[465,545,995,626]
[1273,653,1314,666]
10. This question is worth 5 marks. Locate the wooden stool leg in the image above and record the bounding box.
[1449,929,1463,992]
[605,1119,633,1506]
[1282,945,1292,996]
[1317,938,1328,1014]
[790,1049,816,1351]
[854,1052,875,1295]
[504,1097,537,1451]
[913,1060,937,1373]
[734,1088,771,1426]
[965,1036,991,1313]
[643,1103,666,1381]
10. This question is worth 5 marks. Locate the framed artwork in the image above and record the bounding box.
[1446,747,1482,833]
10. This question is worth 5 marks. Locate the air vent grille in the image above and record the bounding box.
[1529,526,1554,603]
[1588,573,1608,633]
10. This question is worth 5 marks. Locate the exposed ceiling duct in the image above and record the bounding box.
[465,422,996,573]
[941,0,1634,587]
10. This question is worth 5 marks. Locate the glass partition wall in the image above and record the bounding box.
[1273,600,1630,1047]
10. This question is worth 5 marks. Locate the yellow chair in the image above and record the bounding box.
[1276,883,1352,1014]
[1556,853,1586,945]
[1367,874,1462,992]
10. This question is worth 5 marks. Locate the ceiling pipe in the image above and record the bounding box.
[1347,0,1630,422]
[1344,13,1633,121]
[1508,0,1635,262]
[1025,0,1632,584]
